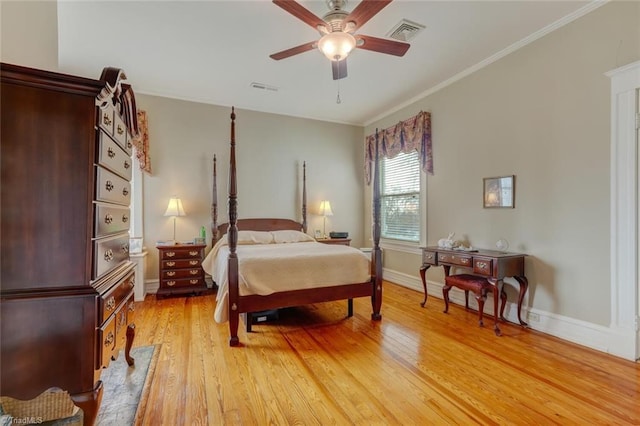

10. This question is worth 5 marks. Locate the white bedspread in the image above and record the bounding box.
[202,238,370,323]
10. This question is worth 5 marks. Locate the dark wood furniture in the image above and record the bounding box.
[316,238,351,246]
[213,108,383,346]
[1,63,139,425]
[443,273,502,335]
[420,246,528,326]
[157,243,207,297]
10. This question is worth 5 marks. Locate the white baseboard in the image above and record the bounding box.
[382,268,637,360]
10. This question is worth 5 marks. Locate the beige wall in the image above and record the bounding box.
[136,95,364,278]
[1,1,58,70]
[365,1,640,326]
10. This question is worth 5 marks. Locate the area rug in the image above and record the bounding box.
[96,345,159,426]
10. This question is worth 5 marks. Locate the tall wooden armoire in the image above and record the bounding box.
[1,63,139,425]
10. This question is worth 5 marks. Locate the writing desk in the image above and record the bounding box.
[420,246,529,326]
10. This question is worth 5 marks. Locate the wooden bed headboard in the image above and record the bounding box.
[210,118,307,245]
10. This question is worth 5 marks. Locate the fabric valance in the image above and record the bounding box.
[364,111,432,185]
[131,110,152,174]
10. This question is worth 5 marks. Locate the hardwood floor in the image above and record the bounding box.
[132,282,639,425]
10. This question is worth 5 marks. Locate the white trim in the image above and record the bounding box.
[130,157,144,239]
[365,1,609,126]
[380,239,421,255]
[130,250,148,302]
[607,60,640,361]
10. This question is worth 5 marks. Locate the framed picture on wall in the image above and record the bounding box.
[483,175,515,208]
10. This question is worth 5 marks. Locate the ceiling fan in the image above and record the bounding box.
[270,0,410,80]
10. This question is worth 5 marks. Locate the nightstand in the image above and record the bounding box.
[157,243,207,298]
[316,238,351,246]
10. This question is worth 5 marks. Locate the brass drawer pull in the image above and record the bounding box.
[124,160,130,169]
[189,260,198,265]
[107,147,116,158]
[166,261,176,267]
[104,249,114,262]
[106,296,116,312]
[477,261,488,269]
[104,331,114,346]
[117,125,124,135]
[103,114,112,126]
[104,213,113,224]
[167,271,176,276]
[167,280,176,287]
[127,141,132,149]
[128,302,135,312]
[166,252,175,258]
[189,270,198,275]
[426,254,433,260]
[105,180,114,191]
[122,244,129,254]
[122,214,129,223]
[189,279,198,285]
[189,251,198,256]
[122,187,129,196]
[461,258,470,264]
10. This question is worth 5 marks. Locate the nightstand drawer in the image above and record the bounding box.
[162,259,202,269]
[162,277,206,288]
[160,247,203,260]
[161,268,203,280]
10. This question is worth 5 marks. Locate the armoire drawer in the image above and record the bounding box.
[93,233,130,279]
[112,112,132,155]
[94,202,130,237]
[99,269,135,324]
[98,130,132,181]
[95,166,131,206]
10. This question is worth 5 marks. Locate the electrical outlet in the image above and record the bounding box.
[528,311,540,322]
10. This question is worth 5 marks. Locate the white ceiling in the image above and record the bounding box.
[57,0,596,126]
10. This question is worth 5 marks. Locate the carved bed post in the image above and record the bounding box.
[227,108,240,346]
[302,161,307,233]
[371,129,383,321]
[211,154,218,246]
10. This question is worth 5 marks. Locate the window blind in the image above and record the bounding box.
[380,150,420,242]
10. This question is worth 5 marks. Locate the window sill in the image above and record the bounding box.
[379,238,422,255]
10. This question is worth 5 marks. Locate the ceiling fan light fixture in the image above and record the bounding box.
[318,31,356,61]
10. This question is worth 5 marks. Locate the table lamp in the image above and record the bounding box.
[164,196,186,244]
[319,200,333,238]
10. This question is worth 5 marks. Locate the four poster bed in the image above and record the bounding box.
[203,107,383,346]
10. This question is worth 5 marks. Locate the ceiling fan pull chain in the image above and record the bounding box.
[336,64,342,104]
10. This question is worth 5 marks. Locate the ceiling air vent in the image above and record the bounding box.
[387,19,425,42]
[250,82,278,92]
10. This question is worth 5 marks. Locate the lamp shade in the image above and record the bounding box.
[319,200,333,217]
[164,197,186,217]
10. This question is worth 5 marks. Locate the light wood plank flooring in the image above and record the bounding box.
[132,281,639,425]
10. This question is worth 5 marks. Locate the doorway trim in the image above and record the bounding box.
[607,60,640,361]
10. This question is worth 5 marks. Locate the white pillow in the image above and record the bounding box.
[271,230,315,244]
[237,230,274,244]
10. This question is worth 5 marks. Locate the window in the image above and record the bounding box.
[380,150,420,242]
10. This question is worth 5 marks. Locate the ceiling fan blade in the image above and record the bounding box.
[332,59,348,80]
[356,34,410,57]
[343,0,392,32]
[270,41,317,60]
[273,0,328,31]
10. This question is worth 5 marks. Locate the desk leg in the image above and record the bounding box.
[419,265,430,307]
[514,275,529,326]
[488,278,502,336]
